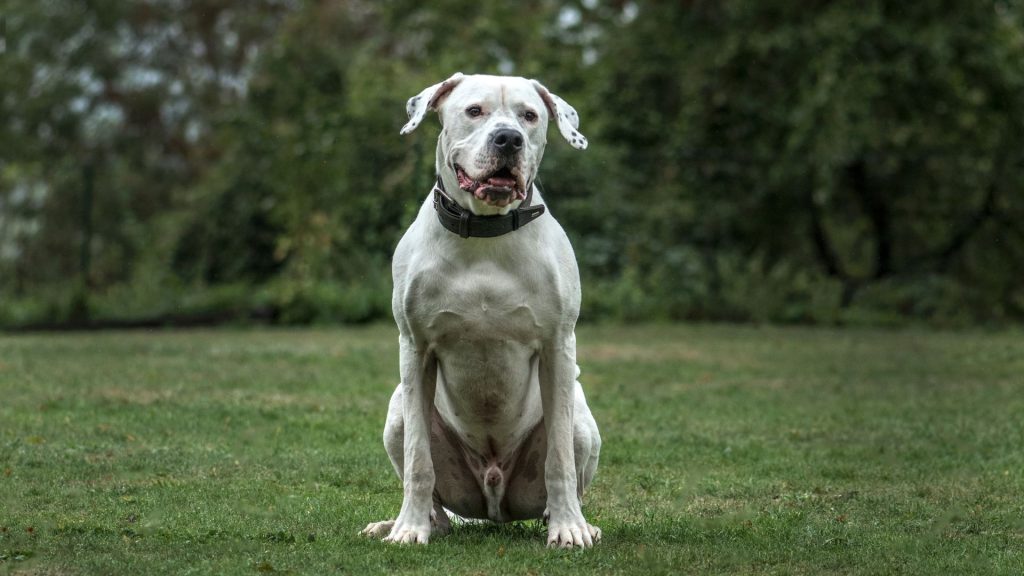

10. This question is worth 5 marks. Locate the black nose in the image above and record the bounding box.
[490,128,524,155]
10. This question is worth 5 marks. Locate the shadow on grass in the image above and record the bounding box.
[436,518,548,545]
[431,514,708,547]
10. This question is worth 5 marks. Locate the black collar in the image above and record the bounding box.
[432,176,546,238]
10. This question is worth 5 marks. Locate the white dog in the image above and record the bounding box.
[361,73,601,549]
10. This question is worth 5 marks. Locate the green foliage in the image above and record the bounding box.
[3,0,1024,327]
[1,325,1022,573]
[0,0,295,323]
[590,0,1024,324]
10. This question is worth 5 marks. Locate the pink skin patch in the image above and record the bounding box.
[455,165,527,208]
[484,465,502,487]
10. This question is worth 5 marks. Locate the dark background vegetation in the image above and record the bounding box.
[3,0,1023,328]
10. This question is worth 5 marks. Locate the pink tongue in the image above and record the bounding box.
[486,176,516,188]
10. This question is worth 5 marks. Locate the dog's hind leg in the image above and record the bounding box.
[506,377,600,531]
[360,384,406,538]
[362,383,482,538]
[573,379,601,499]
[430,496,451,536]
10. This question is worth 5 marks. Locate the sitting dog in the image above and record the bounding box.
[361,73,601,548]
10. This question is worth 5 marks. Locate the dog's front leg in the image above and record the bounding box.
[539,333,601,548]
[384,336,438,544]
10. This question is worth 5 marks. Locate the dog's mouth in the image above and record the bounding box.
[454,164,527,207]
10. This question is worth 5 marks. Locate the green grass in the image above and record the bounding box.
[1,324,1022,575]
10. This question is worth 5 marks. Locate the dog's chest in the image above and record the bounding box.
[406,256,551,444]
[409,257,551,345]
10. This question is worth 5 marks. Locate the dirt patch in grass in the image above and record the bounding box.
[93,387,178,406]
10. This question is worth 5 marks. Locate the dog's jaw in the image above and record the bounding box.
[455,164,525,206]
[437,151,534,217]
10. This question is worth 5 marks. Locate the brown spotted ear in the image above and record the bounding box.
[400,72,465,135]
[531,80,587,150]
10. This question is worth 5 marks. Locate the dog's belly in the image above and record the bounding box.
[430,317,543,457]
[423,300,549,521]
[430,407,548,522]
[430,333,547,521]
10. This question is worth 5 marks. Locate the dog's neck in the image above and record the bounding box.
[432,175,546,239]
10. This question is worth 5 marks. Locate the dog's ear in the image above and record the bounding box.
[400,72,465,135]
[531,80,587,150]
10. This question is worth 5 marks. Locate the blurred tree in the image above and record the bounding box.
[0,0,294,320]
[593,0,1024,321]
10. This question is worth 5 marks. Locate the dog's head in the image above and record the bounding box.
[401,73,587,216]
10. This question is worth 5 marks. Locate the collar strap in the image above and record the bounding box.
[432,176,546,238]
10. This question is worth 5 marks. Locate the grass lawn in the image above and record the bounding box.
[0,324,1022,575]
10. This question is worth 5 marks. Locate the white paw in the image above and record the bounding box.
[383,519,431,545]
[360,519,395,538]
[547,516,601,549]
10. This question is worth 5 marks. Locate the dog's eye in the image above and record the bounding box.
[522,110,538,122]
[466,105,483,118]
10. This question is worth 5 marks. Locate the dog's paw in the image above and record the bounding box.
[546,516,601,549]
[360,519,395,539]
[382,519,431,545]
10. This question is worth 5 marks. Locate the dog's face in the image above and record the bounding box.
[401,73,587,216]
[438,76,548,211]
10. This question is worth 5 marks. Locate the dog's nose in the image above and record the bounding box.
[490,128,524,155]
